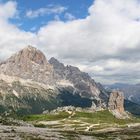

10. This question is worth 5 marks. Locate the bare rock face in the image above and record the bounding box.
[49,57,104,99]
[108,91,124,113]
[0,46,54,85]
[108,91,129,119]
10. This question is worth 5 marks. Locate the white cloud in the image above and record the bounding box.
[0,1,17,19]
[64,12,75,21]
[0,1,37,59]
[1,0,140,84]
[26,5,67,18]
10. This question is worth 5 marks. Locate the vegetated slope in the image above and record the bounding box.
[23,110,140,129]
[124,99,140,116]
[0,77,59,115]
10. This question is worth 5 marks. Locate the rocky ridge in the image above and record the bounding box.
[0,46,127,116]
[49,57,101,97]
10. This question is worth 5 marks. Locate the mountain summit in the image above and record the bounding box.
[16,46,47,65]
[0,45,54,84]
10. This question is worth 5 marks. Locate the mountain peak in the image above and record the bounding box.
[0,46,54,84]
[49,57,59,63]
[17,45,47,65]
[25,45,36,49]
[49,57,65,68]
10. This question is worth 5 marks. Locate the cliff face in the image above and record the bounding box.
[49,57,102,98]
[0,46,54,85]
[49,57,109,108]
[108,91,124,113]
[108,91,129,119]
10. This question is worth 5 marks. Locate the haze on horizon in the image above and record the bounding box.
[0,0,140,85]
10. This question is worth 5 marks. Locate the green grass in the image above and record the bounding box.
[23,111,70,121]
[70,110,140,125]
[73,110,113,122]
[22,110,140,128]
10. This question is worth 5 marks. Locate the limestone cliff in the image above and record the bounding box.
[108,91,129,119]
[0,46,54,85]
[108,91,124,112]
[49,57,105,99]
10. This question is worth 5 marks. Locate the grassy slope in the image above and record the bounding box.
[23,111,70,121]
[23,110,140,127]
[2,110,140,140]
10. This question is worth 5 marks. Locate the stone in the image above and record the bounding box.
[108,91,129,119]
[108,91,124,113]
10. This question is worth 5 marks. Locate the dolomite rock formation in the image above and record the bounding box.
[49,57,102,98]
[108,91,124,113]
[0,46,54,85]
[108,91,129,119]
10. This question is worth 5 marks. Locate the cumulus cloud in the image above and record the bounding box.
[26,5,67,18]
[1,0,140,84]
[0,1,37,59]
[0,1,17,20]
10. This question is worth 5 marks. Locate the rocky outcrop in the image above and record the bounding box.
[108,91,129,119]
[108,91,124,113]
[49,57,66,79]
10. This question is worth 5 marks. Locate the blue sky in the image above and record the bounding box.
[9,0,93,32]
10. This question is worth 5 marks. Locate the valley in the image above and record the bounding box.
[0,109,140,140]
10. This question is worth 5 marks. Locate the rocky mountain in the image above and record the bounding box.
[0,46,129,116]
[49,57,108,101]
[0,46,54,85]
